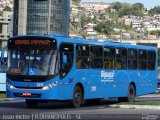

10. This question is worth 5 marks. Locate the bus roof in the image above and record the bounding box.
[9,34,157,51]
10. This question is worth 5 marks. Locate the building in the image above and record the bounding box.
[70,0,81,37]
[70,0,81,21]
[0,0,13,11]
[13,0,70,36]
[71,0,81,7]
[84,23,97,35]
[81,2,111,12]
[0,11,13,48]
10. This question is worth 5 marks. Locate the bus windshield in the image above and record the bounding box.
[7,38,58,76]
[8,48,57,76]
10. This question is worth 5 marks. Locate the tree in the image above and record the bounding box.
[118,3,144,17]
[94,21,115,38]
[0,11,2,16]
[112,2,123,12]
[150,30,160,38]
[72,0,81,6]
[3,6,12,11]
[132,3,144,16]
[133,3,144,10]
[80,15,92,27]
[149,6,160,15]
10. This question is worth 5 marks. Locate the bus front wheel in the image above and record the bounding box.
[26,100,38,108]
[71,86,83,108]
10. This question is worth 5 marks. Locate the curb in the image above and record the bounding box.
[137,93,160,98]
[108,104,160,110]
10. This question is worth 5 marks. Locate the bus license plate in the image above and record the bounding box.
[22,92,31,96]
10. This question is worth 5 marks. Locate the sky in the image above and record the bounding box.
[82,0,160,9]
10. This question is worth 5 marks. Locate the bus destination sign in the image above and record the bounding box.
[15,40,51,45]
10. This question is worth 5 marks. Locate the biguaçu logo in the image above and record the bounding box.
[101,71,115,79]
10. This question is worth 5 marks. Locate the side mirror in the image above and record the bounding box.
[63,54,67,64]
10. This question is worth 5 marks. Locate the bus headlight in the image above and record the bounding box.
[7,83,16,89]
[42,81,58,90]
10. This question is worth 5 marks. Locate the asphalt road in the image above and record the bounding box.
[0,96,160,120]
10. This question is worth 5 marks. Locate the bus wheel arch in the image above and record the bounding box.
[71,83,84,108]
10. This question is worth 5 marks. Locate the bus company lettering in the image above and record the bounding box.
[101,71,115,79]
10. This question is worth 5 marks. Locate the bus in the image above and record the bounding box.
[0,51,7,92]
[6,35,158,108]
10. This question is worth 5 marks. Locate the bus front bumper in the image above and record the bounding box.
[6,85,60,100]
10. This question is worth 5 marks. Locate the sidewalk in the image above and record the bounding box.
[108,93,160,110]
[108,104,160,110]
[137,93,160,98]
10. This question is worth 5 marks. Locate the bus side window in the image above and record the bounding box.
[90,46,103,69]
[147,51,156,70]
[128,49,137,70]
[76,45,89,69]
[138,50,147,70]
[115,48,127,70]
[60,43,74,79]
[104,47,115,69]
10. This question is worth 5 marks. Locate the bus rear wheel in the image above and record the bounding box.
[26,100,38,108]
[127,84,136,102]
[118,84,136,102]
[71,86,83,108]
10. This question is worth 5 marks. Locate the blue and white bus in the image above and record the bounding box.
[0,51,7,92]
[6,35,158,108]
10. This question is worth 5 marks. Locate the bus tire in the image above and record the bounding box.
[71,86,83,108]
[26,100,38,108]
[118,84,136,102]
[127,84,136,102]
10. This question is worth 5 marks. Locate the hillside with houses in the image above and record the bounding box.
[0,0,160,41]
[70,2,160,40]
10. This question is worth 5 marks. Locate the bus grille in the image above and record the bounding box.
[14,86,43,90]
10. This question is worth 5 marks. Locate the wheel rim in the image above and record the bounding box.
[128,86,135,102]
[73,87,82,107]
[74,91,81,104]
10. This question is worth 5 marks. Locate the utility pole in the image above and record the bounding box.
[47,0,51,35]
[120,20,122,42]
[120,29,122,42]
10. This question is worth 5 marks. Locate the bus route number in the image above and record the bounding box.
[36,83,44,87]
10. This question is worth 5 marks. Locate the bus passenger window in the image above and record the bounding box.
[76,45,89,69]
[147,51,156,70]
[90,46,103,69]
[138,50,147,70]
[104,47,115,69]
[115,48,127,69]
[60,43,74,79]
[128,49,137,70]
